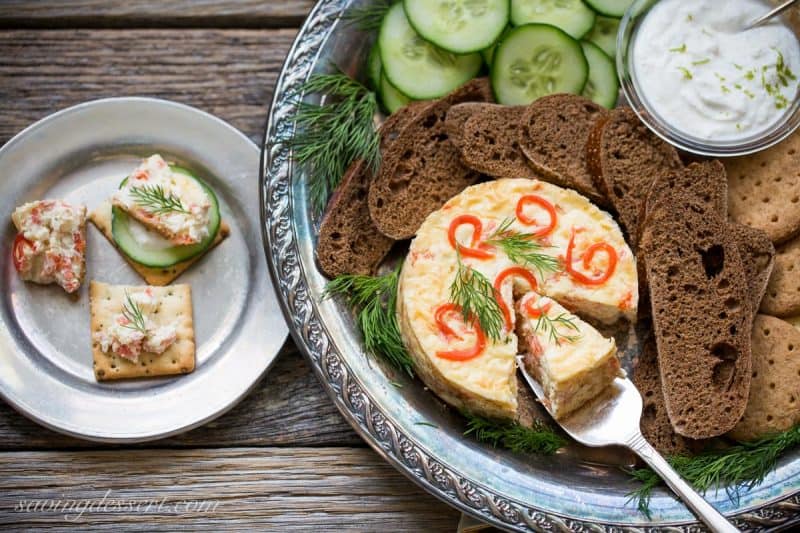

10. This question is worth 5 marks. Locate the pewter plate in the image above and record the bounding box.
[0,97,288,442]
[262,1,800,530]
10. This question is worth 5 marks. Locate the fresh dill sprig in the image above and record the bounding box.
[342,0,394,31]
[463,412,565,455]
[129,184,189,215]
[534,310,581,346]
[284,72,380,213]
[324,263,414,376]
[121,292,148,335]
[449,251,505,342]
[626,424,800,518]
[486,218,561,280]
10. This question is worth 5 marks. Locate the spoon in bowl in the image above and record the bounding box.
[515,356,740,533]
[744,0,798,30]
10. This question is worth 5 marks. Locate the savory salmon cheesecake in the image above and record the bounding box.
[515,293,622,419]
[397,178,636,420]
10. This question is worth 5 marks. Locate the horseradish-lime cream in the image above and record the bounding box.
[633,0,800,140]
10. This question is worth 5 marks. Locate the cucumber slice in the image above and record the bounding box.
[584,0,632,18]
[491,24,589,105]
[481,25,512,67]
[367,43,383,91]
[112,166,221,268]
[585,15,620,58]
[580,41,619,109]
[380,74,412,114]
[379,2,483,99]
[403,0,510,54]
[510,0,596,39]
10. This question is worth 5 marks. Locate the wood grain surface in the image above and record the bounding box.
[0,1,316,28]
[0,29,296,146]
[0,447,461,530]
[0,345,361,450]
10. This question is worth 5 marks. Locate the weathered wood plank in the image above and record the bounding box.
[0,447,461,530]
[0,29,298,145]
[0,1,316,29]
[0,344,362,450]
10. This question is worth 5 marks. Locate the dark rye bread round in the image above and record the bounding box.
[643,160,728,232]
[636,161,728,319]
[635,224,771,452]
[587,106,683,247]
[379,100,431,153]
[368,78,494,240]
[459,104,537,179]
[634,336,705,456]
[316,159,394,277]
[444,102,493,153]
[729,223,775,311]
[519,94,608,206]
[641,191,753,439]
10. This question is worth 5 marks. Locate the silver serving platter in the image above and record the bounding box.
[0,97,288,442]
[261,1,800,530]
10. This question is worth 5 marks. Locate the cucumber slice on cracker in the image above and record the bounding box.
[112,166,221,268]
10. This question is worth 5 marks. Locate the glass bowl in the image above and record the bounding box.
[617,0,800,157]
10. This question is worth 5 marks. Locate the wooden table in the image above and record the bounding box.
[0,2,462,529]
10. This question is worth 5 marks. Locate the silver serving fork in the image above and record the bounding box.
[515,356,739,533]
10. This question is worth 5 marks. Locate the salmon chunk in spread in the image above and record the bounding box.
[11,200,87,294]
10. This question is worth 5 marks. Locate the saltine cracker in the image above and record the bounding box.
[90,281,195,381]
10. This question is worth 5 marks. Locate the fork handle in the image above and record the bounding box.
[627,433,739,533]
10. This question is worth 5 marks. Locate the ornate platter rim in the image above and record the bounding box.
[260,1,800,530]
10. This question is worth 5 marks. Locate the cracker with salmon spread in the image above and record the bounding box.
[89,200,229,286]
[112,154,214,245]
[90,281,195,381]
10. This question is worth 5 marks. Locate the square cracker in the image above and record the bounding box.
[90,280,196,381]
[89,201,230,286]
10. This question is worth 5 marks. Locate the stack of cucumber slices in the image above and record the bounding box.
[369,0,630,112]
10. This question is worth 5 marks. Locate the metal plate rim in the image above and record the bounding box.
[0,96,288,443]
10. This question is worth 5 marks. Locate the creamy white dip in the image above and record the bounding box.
[633,0,800,140]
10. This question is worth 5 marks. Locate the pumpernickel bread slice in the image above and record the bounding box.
[316,159,394,277]
[636,222,772,451]
[458,104,536,179]
[643,160,727,228]
[519,94,608,205]
[730,223,775,310]
[634,337,704,456]
[587,107,683,246]
[641,192,753,439]
[444,102,492,153]
[380,100,430,152]
[368,78,493,239]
